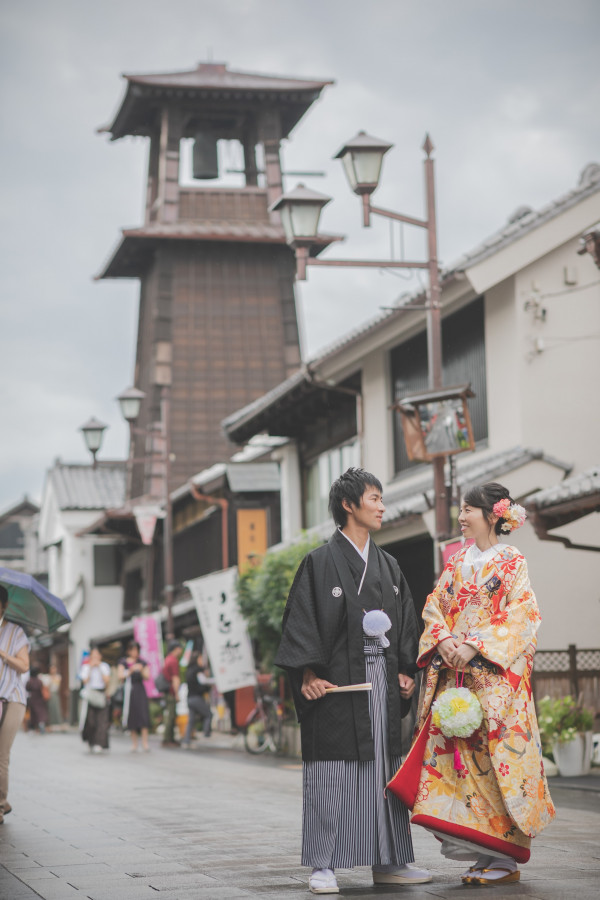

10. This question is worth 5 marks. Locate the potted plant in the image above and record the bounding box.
[537,695,595,777]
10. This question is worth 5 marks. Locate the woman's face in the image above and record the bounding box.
[458,499,497,543]
[89,649,102,666]
[128,645,139,660]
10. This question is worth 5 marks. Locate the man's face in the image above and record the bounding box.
[344,485,385,532]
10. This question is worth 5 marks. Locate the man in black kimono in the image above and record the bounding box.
[275,468,431,894]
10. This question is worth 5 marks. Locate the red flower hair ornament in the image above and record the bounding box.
[493,498,527,534]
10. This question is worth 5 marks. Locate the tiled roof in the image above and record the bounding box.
[102,62,333,141]
[524,465,600,511]
[382,447,571,527]
[49,462,126,511]
[122,222,286,242]
[222,368,309,437]
[123,62,333,93]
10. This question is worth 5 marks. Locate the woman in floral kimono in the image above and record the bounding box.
[388,482,555,885]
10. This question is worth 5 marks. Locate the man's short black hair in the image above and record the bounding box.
[328,467,383,528]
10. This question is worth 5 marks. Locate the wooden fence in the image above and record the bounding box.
[532,645,600,722]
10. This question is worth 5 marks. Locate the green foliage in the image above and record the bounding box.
[237,535,322,671]
[537,695,594,753]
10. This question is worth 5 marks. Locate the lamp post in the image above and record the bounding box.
[116,384,175,638]
[79,417,107,469]
[81,386,175,637]
[272,131,451,561]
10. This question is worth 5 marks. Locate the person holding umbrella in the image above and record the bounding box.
[0,585,30,823]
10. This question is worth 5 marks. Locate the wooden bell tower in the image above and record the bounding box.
[97,62,332,494]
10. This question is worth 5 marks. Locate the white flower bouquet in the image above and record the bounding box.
[432,686,483,738]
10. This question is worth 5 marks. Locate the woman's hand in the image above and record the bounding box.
[398,673,415,699]
[447,642,478,669]
[301,668,337,700]
[437,637,459,667]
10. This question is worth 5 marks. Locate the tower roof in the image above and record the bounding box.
[100,61,333,140]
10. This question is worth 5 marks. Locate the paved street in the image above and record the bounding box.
[1,728,599,900]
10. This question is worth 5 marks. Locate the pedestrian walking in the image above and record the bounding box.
[118,641,151,753]
[389,482,555,885]
[80,647,110,754]
[181,651,214,747]
[0,585,30,823]
[41,663,63,730]
[275,467,431,894]
[161,640,182,747]
[25,667,49,733]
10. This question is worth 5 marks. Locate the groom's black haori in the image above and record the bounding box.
[275,529,418,760]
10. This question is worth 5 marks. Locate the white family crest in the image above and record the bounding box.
[393,585,399,595]
[332,586,343,598]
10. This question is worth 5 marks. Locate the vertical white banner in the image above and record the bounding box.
[184,568,257,693]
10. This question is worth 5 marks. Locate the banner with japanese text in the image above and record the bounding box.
[185,568,256,693]
[133,613,164,699]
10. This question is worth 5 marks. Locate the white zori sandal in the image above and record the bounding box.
[309,868,339,894]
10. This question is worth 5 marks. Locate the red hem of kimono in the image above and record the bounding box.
[387,712,432,808]
[410,814,531,864]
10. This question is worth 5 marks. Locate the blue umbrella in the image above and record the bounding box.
[0,568,71,633]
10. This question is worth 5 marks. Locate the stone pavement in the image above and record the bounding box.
[1,728,599,899]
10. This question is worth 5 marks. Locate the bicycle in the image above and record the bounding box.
[243,681,284,754]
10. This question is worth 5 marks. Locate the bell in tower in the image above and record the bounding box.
[97,61,333,494]
[192,131,219,180]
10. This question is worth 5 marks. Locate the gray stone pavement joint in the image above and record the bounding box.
[0,729,598,899]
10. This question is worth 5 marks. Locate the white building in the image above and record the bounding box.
[38,460,126,703]
[224,164,600,652]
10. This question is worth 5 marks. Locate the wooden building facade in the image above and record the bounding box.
[97,62,332,494]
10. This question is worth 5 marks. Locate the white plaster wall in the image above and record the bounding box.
[483,277,523,451]
[65,534,124,688]
[503,514,600,650]
[37,490,125,688]
[514,241,600,469]
[360,351,391,484]
[274,441,303,544]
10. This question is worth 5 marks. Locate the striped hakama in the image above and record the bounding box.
[301,637,415,868]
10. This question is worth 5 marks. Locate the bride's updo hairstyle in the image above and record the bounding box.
[463,482,514,536]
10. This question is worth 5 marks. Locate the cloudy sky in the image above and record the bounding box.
[1,0,598,511]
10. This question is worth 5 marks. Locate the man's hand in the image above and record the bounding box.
[301,668,337,700]
[398,673,415,699]
[447,643,478,669]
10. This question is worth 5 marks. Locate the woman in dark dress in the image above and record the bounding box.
[117,641,150,752]
[25,667,48,733]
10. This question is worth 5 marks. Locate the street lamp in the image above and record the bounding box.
[80,385,175,637]
[273,132,456,568]
[116,386,145,423]
[334,130,393,225]
[79,417,107,468]
[115,384,175,638]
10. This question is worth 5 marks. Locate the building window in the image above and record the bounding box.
[391,297,488,474]
[93,544,121,587]
[304,440,361,528]
[123,568,143,620]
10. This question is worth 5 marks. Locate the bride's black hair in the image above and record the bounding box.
[463,482,514,535]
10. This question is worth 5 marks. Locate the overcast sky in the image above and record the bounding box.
[1,0,598,512]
